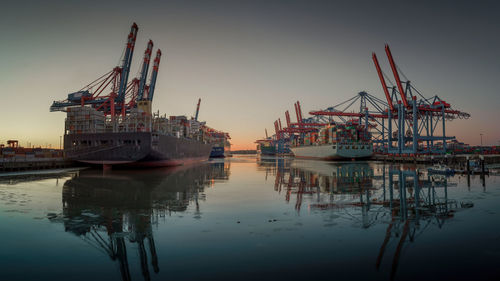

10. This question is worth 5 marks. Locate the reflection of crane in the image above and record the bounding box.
[263,160,373,213]
[265,160,472,280]
[48,162,231,281]
[129,213,160,279]
[373,169,464,280]
[59,210,159,281]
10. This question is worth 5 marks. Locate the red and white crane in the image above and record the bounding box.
[50,23,164,117]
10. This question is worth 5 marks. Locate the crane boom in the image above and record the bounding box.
[118,23,138,102]
[274,121,280,140]
[137,40,154,101]
[285,110,291,127]
[294,102,303,130]
[385,44,409,108]
[195,98,201,121]
[297,101,304,122]
[147,49,162,101]
[294,103,300,124]
[372,52,394,111]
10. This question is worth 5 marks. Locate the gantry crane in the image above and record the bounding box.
[50,23,139,116]
[123,39,154,111]
[272,101,329,152]
[371,44,470,154]
[50,23,163,118]
[303,45,470,155]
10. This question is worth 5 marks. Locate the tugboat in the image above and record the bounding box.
[427,164,455,175]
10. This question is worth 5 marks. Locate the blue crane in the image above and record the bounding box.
[117,23,139,102]
[50,23,140,115]
[137,40,153,101]
[147,49,162,101]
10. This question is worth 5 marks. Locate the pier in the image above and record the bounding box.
[372,154,500,165]
[0,157,73,172]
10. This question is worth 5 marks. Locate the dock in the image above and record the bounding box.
[372,154,500,165]
[0,157,74,172]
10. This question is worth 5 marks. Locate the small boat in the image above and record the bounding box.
[455,159,489,174]
[427,164,455,175]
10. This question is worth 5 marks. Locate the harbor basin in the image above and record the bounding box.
[0,156,499,281]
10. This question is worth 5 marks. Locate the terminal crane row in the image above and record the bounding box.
[269,44,470,155]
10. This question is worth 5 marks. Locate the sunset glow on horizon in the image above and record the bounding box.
[1,0,499,150]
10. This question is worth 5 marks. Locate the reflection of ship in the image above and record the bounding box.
[268,160,472,280]
[208,160,231,181]
[273,160,374,211]
[256,156,288,182]
[48,163,229,281]
[290,160,373,181]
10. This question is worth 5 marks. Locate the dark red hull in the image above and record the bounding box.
[65,132,213,167]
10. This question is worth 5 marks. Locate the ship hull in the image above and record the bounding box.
[291,144,373,160]
[64,132,213,167]
[210,146,225,158]
[258,146,276,156]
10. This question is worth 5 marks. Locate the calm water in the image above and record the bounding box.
[1,156,499,281]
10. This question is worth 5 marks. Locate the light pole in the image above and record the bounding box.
[480,133,483,154]
[59,136,62,150]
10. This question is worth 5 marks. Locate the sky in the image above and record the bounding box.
[1,0,499,149]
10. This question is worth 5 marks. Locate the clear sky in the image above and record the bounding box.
[1,0,499,149]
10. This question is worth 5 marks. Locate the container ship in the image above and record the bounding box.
[189,99,231,159]
[290,121,373,160]
[255,139,276,156]
[60,107,214,167]
[50,23,217,167]
[208,131,231,158]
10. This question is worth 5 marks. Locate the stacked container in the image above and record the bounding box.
[298,122,372,146]
[65,107,105,134]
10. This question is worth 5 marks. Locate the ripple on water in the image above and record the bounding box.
[4,209,28,214]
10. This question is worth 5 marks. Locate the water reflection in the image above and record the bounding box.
[260,158,473,280]
[48,162,230,281]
